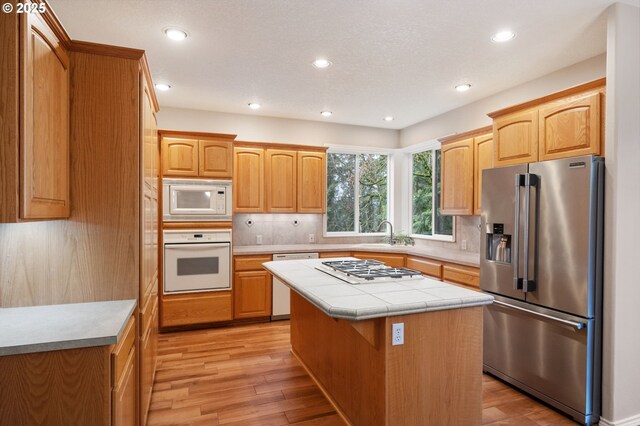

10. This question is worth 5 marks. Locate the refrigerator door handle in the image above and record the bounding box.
[522,174,538,292]
[513,174,523,290]
[492,300,586,330]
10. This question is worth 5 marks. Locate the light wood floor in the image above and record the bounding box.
[148,321,577,426]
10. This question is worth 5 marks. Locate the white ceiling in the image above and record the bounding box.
[49,0,634,129]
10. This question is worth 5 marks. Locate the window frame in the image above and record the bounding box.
[323,146,393,237]
[406,141,456,242]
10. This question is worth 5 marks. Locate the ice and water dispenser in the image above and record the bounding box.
[485,223,511,263]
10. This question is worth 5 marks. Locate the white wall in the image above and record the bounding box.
[157,107,399,148]
[399,54,606,148]
[601,3,640,425]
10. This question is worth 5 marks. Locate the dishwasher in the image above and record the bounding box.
[271,252,319,320]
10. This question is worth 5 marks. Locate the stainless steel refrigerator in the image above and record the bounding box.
[480,155,603,425]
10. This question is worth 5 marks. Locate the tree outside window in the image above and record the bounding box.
[411,149,453,238]
[326,152,389,234]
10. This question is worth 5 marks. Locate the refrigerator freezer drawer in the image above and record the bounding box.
[483,300,599,424]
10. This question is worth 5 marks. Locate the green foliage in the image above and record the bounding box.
[358,154,388,233]
[412,151,433,235]
[326,153,356,232]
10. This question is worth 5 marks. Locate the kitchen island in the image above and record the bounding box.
[263,258,493,426]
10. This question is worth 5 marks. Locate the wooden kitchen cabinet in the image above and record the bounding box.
[443,263,480,289]
[473,132,494,215]
[538,91,602,161]
[489,79,606,166]
[234,147,265,212]
[493,108,539,167]
[234,270,272,319]
[161,133,235,178]
[162,292,233,327]
[266,149,297,212]
[352,252,406,268]
[440,137,474,215]
[112,315,137,426]
[319,251,352,258]
[1,10,70,222]
[406,256,443,279]
[162,137,199,177]
[200,140,233,178]
[297,151,326,213]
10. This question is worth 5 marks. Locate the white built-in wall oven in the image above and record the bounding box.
[163,178,232,222]
[163,230,232,294]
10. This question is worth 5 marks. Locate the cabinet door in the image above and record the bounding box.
[266,149,297,212]
[234,270,272,319]
[199,140,233,178]
[441,138,474,215]
[21,12,70,219]
[473,133,494,215]
[351,252,406,268]
[538,92,601,161]
[162,137,198,177]
[297,151,326,213]
[112,345,137,426]
[233,147,264,212]
[493,109,538,166]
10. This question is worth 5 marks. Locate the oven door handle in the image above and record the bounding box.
[165,243,230,250]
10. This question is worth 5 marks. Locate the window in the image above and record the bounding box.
[410,147,454,239]
[326,152,389,234]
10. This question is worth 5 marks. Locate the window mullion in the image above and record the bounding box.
[354,154,360,233]
[431,149,436,236]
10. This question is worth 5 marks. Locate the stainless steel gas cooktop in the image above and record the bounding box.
[317,259,423,284]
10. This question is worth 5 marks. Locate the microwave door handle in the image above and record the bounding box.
[522,174,538,293]
[513,174,522,291]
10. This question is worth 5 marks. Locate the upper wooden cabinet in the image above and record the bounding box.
[234,147,265,212]
[473,133,494,215]
[441,137,474,215]
[161,132,236,178]
[538,91,601,161]
[297,151,326,213]
[440,127,493,216]
[234,143,327,214]
[162,137,198,176]
[489,79,606,166]
[200,140,234,178]
[493,109,539,167]
[266,149,297,212]
[1,10,70,222]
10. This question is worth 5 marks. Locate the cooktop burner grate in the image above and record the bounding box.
[321,260,422,280]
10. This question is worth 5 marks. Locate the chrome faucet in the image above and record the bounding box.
[376,220,395,245]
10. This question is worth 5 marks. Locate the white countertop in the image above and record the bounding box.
[263,258,492,320]
[234,243,480,267]
[0,299,137,356]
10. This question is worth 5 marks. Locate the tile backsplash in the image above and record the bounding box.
[233,214,481,253]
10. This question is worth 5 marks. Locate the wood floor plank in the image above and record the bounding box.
[149,321,578,425]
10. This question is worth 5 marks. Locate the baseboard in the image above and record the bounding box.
[599,413,640,426]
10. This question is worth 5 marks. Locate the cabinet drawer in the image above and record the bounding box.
[319,251,352,258]
[352,252,405,268]
[406,257,443,279]
[442,264,480,288]
[234,255,272,271]
[112,344,136,426]
[162,291,232,327]
[111,315,135,387]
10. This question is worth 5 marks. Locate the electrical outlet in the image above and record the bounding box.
[308,233,315,243]
[392,322,404,346]
[461,239,467,250]
[256,234,262,245]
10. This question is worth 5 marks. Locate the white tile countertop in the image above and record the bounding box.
[263,258,492,320]
[234,243,480,267]
[0,299,136,356]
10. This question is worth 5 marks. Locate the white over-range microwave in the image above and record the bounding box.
[162,178,232,222]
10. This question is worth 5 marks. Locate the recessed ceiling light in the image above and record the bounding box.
[455,84,471,92]
[163,27,189,41]
[312,58,332,69]
[248,103,261,109]
[491,30,516,43]
[321,111,333,117]
[384,116,394,122]
[155,83,171,91]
